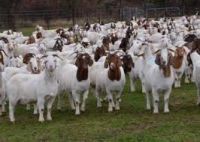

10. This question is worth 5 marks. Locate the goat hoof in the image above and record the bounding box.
[115,106,120,111]
[164,110,169,113]
[75,110,80,115]
[81,108,85,112]
[130,89,136,93]
[108,108,113,112]
[75,113,80,115]
[11,121,15,124]
[33,111,38,115]
[97,104,102,108]
[39,118,45,122]
[47,117,52,121]
[146,107,151,110]
[153,110,159,114]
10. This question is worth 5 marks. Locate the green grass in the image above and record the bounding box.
[0,78,200,142]
[1,28,200,141]
[18,27,35,36]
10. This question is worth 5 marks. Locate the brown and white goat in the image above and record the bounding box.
[141,42,174,113]
[95,53,126,112]
[23,53,41,74]
[57,53,93,115]
[94,47,106,62]
[171,47,187,87]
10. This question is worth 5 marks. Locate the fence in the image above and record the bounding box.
[145,7,182,18]
[0,5,199,30]
[0,7,121,30]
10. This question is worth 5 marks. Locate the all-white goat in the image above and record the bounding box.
[6,54,60,122]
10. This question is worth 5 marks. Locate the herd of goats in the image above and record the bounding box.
[0,13,200,123]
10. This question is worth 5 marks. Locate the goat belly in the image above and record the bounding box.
[18,98,36,105]
[73,80,90,92]
[106,80,125,91]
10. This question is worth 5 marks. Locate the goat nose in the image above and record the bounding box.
[110,63,115,70]
[163,61,166,65]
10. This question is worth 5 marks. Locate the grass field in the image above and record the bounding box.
[1,28,200,142]
[0,79,200,142]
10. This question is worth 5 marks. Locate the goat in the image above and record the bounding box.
[172,47,187,88]
[187,39,200,105]
[142,40,175,113]
[0,49,6,116]
[6,54,60,122]
[57,53,93,115]
[94,46,106,62]
[121,54,135,92]
[95,53,126,112]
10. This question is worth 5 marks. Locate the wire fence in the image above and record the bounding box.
[0,6,199,30]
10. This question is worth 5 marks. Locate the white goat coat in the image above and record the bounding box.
[96,67,126,92]
[143,63,174,92]
[57,63,90,93]
[7,71,58,105]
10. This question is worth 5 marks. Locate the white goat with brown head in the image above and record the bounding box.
[139,38,175,113]
[95,52,126,112]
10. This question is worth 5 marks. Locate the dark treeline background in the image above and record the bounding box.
[0,0,199,30]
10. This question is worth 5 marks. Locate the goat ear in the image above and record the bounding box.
[132,60,135,68]
[0,52,4,65]
[117,57,122,67]
[187,53,193,65]
[23,55,31,64]
[89,58,93,66]
[155,54,161,66]
[104,59,109,68]
[168,53,174,65]
[75,58,80,67]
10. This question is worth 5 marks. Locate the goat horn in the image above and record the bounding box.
[134,53,144,57]
[168,48,175,52]
[52,54,63,60]
[40,55,48,59]
[69,50,79,57]
[0,49,8,57]
[105,51,110,54]
[153,49,161,55]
